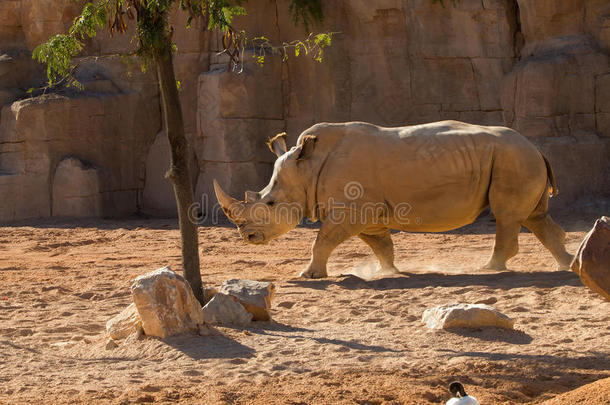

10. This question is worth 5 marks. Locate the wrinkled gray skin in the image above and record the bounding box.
[214,121,573,278]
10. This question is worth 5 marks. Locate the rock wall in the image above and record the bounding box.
[0,0,161,221]
[198,0,609,210]
[0,0,608,221]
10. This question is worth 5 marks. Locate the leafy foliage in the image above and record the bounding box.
[251,32,334,66]
[33,0,332,88]
[32,35,84,88]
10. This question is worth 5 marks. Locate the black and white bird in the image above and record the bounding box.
[446,382,479,405]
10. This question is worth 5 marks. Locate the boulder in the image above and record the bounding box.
[422,303,514,330]
[130,267,204,338]
[219,279,275,321]
[52,156,102,218]
[106,303,142,340]
[201,293,253,326]
[571,216,610,300]
[203,286,218,303]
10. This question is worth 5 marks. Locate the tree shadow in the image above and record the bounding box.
[246,320,313,334]
[248,330,399,354]
[162,329,255,361]
[235,320,398,353]
[287,270,582,291]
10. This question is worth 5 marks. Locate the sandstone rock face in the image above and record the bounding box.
[106,303,142,340]
[141,131,199,217]
[218,279,275,321]
[0,91,159,221]
[52,157,102,218]
[422,303,515,330]
[194,0,609,209]
[571,216,610,300]
[0,0,609,221]
[130,267,204,339]
[141,132,177,217]
[201,292,253,326]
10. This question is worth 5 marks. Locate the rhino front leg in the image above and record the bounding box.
[300,221,362,279]
[482,220,521,270]
[358,230,399,274]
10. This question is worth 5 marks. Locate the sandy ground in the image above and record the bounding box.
[0,213,609,404]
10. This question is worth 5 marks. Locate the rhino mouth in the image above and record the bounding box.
[243,230,266,245]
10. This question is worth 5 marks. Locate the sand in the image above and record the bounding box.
[0,214,609,404]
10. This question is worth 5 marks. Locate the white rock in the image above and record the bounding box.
[130,266,204,338]
[219,279,275,321]
[202,293,253,326]
[106,303,141,340]
[422,303,514,330]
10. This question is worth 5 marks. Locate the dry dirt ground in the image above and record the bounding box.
[0,213,609,404]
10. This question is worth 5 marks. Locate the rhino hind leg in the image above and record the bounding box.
[358,231,399,274]
[300,221,364,279]
[523,192,573,270]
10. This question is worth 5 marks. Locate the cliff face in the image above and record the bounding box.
[0,0,608,221]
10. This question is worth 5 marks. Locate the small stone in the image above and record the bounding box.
[124,328,145,345]
[202,293,253,326]
[422,303,514,330]
[219,279,275,321]
[203,286,218,303]
[131,266,204,338]
[105,338,118,350]
[571,216,610,301]
[106,303,141,340]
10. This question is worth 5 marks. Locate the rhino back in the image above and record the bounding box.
[312,121,542,232]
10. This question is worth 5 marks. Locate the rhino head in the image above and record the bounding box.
[214,132,317,245]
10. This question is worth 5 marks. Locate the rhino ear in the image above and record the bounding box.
[267,132,287,157]
[296,135,317,161]
[244,190,260,203]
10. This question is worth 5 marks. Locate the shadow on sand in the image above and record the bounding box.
[445,327,534,345]
[286,270,582,291]
[439,348,610,373]
[245,321,399,353]
[163,330,256,361]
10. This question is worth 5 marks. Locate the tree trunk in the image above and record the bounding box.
[154,45,204,305]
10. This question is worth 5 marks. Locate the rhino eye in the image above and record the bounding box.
[267,200,275,207]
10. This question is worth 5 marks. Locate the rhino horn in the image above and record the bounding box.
[213,180,243,220]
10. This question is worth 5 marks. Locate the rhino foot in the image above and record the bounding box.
[299,266,328,279]
[377,264,400,275]
[556,254,574,271]
[481,261,507,271]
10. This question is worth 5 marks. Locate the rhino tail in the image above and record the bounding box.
[542,154,558,198]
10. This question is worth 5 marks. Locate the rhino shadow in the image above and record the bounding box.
[286,270,582,291]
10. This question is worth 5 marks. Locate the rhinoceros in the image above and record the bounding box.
[213,121,573,278]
